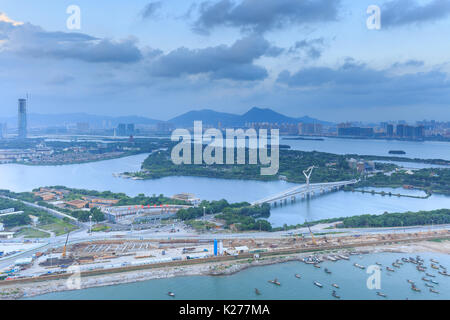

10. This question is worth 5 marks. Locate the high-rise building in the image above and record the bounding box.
[126,123,135,135]
[76,122,90,133]
[396,124,405,137]
[0,123,5,139]
[18,98,27,139]
[117,123,127,136]
[386,124,394,137]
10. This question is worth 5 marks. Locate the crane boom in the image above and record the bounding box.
[305,220,317,246]
[62,231,70,258]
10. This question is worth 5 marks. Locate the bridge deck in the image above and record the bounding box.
[252,180,358,205]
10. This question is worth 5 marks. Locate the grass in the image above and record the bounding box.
[15,227,50,238]
[40,220,78,236]
[428,238,450,243]
[92,224,110,232]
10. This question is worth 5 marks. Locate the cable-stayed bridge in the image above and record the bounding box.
[252,179,359,206]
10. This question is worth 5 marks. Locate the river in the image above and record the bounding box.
[0,153,449,227]
[282,136,450,160]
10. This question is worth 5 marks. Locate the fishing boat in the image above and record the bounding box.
[430,288,439,294]
[422,277,430,282]
[168,292,175,297]
[255,288,261,295]
[392,263,400,268]
[354,263,365,269]
[411,286,421,292]
[430,259,439,264]
[401,258,409,263]
[332,283,339,289]
[268,278,281,286]
[332,290,340,299]
[314,264,321,269]
[295,274,301,279]
[431,280,438,285]
[386,267,395,272]
[416,266,426,272]
[425,272,435,278]
[324,268,332,274]
[407,280,415,284]
[314,281,323,288]
[338,255,349,260]
[431,264,439,270]
[375,262,382,266]
[376,292,387,298]
[425,283,433,288]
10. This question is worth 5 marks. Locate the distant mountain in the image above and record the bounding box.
[168,109,240,127]
[169,107,333,127]
[0,113,160,128]
[0,107,333,129]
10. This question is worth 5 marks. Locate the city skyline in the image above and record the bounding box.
[1,0,450,121]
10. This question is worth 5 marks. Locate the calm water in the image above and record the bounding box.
[0,154,449,227]
[27,252,450,300]
[282,137,450,160]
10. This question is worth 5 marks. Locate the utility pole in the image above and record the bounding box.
[203,206,206,220]
[89,215,92,235]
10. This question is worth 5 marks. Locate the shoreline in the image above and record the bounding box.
[3,239,448,300]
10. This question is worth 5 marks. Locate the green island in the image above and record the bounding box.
[126,148,450,195]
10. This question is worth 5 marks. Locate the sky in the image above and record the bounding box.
[0,0,450,122]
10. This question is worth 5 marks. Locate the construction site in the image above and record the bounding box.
[3,227,450,286]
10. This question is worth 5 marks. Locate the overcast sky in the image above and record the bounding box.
[1,0,450,121]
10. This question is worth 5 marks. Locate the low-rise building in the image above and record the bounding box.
[65,199,89,209]
[172,193,200,206]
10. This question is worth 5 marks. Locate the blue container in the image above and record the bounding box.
[214,239,218,256]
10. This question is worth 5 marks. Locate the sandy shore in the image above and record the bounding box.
[1,239,448,300]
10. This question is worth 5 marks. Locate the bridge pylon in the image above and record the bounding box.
[303,166,316,191]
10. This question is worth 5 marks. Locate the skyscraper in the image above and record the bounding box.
[18,98,27,139]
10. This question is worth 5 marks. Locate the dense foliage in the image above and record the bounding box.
[176,199,272,231]
[338,209,450,228]
[361,169,450,195]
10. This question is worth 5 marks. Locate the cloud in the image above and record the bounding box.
[382,0,450,28]
[0,20,142,63]
[149,35,282,81]
[289,38,325,60]
[391,59,425,68]
[276,59,450,110]
[46,74,75,86]
[141,1,163,19]
[193,0,340,34]
[0,12,23,26]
